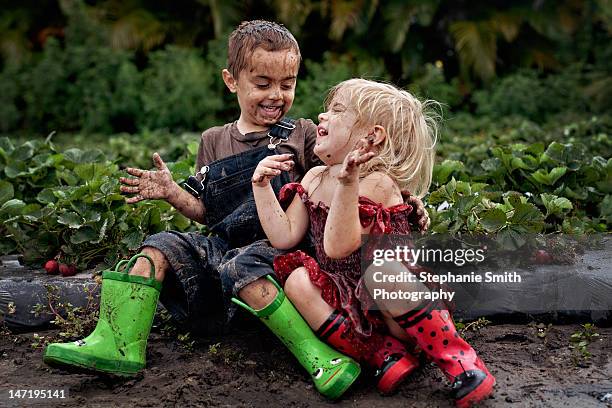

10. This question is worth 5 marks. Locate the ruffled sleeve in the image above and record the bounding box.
[358,197,413,234]
[279,182,308,210]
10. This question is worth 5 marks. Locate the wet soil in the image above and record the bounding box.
[0,323,610,408]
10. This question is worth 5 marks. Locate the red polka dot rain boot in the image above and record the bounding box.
[393,302,496,408]
[316,310,418,394]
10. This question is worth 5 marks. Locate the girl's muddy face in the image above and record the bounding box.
[232,48,299,131]
[315,89,364,165]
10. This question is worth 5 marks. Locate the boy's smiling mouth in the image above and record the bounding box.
[260,104,283,118]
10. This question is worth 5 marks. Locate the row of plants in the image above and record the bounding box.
[427,125,611,245]
[0,135,199,270]
[1,113,610,270]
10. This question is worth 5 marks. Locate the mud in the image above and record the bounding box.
[0,323,610,408]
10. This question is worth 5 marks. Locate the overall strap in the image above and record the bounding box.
[269,117,296,139]
[266,117,296,149]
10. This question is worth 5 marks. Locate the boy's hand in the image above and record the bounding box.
[338,136,376,185]
[120,153,175,204]
[252,154,294,187]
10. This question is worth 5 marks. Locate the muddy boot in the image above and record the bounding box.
[316,310,418,394]
[393,302,496,408]
[232,276,361,400]
[43,254,161,376]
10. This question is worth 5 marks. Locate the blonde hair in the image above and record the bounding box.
[325,78,439,198]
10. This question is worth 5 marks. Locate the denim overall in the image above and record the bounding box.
[143,119,296,334]
[199,142,291,248]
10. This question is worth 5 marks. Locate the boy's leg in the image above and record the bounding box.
[43,231,228,374]
[237,277,279,310]
[128,246,169,281]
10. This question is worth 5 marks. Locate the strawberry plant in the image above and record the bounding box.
[428,139,611,243]
[0,135,199,270]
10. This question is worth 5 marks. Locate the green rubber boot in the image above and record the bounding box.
[232,276,361,400]
[43,254,161,376]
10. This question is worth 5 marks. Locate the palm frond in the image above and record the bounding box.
[0,29,31,65]
[198,0,242,39]
[383,0,440,52]
[450,20,497,81]
[329,0,364,41]
[491,12,521,42]
[271,0,315,35]
[111,9,166,51]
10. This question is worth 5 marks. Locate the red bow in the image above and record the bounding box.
[359,200,412,234]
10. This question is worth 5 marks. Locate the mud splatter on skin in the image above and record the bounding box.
[231,48,299,134]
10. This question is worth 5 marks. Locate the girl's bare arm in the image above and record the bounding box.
[252,155,312,249]
[325,141,402,258]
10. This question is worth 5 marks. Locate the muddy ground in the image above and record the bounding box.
[0,321,611,408]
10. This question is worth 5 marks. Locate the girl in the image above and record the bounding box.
[251,79,495,407]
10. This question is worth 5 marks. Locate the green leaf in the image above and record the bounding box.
[530,167,567,186]
[57,170,79,186]
[431,219,450,234]
[73,163,97,180]
[496,225,527,250]
[433,160,465,185]
[12,142,35,161]
[481,158,501,172]
[510,202,545,232]
[57,211,83,229]
[0,199,25,217]
[542,142,568,164]
[121,230,145,250]
[480,208,507,232]
[541,193,573,217]
[599,195,612,224]
[101,179,119,195]
[0,181,14,205]
[170,213,191,230]
[70,227,98,244]
[4,161,28,178]
[0,137,15,154]
[36,188,57,204]
[81,149,106,163]
[63,148,84,163]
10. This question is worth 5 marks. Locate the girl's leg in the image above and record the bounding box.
[284,266,334,328]
[284,266,418,394]
[364,262,496,408]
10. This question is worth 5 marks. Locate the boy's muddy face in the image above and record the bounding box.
[228,48,299,133]
[315,89,364,165]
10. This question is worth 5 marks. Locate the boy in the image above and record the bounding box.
[43,20,428,399]
[43,20,360,399]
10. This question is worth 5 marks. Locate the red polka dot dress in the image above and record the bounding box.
[273,182,415,339]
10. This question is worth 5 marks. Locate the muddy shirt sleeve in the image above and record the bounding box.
[196,127,220,171]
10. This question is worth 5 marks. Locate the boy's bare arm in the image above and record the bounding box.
[120,153,206,224]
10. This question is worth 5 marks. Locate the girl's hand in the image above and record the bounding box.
[252,154,294,187]
[403,193,431,232]
[120,153,175,204]
[338,136,376,185]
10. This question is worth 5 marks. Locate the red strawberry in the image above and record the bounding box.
[59,263,77,277]
[533,250,553,265]
[44,260,59,274]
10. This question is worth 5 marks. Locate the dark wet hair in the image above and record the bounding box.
[227,20,301,79]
